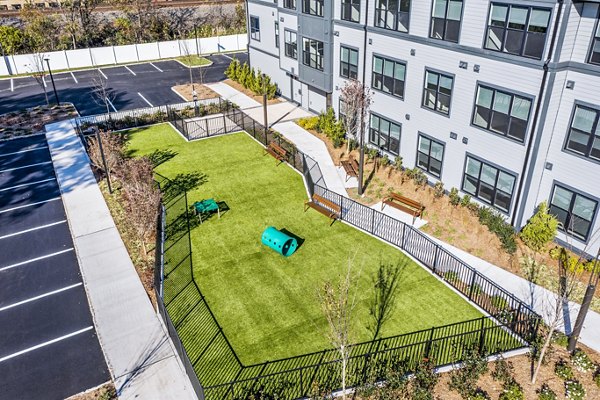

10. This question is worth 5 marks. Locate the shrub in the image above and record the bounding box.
[471,390,491,400]
[564,380,585,400]
[444,270,460,284]
[552,331,569,348]
[411,358,438,400]
[225,58,240,81]
[297,116,319,131]
[449,187,461,206]
[492,356,514,384]
[448,345,488,399]
[537,383,557,400]
[380,156,390,167]
[520,201,559,252]
[499,380,524,400]
[477,207,517,254]
[411,168,428,187]
[571,348,595,372]
[433,181,444,198]
[394,156,403,171]
[555,359,574,380]
[549,247,592,273]
[367,147,379,161]
[460,194,472,207]
[593,369,600,388]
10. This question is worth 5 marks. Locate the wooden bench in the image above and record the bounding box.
[382,192,424,224]
[340,156,359,181]
[304,193,341,225]
[264,142,287,164]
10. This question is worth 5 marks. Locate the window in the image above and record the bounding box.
[341,0,360,22]
[484,3,551,59]
[422,70,453,115]
[250,16,260,41]
[340,47,358,79]
[303,0,323,17]
[375,0,410,33]
[589,16,600,65]
[283,0,296,10]
[372,55,406,99]
[565,105,600,162]
[462,156,516,213]
[550,185,598,241]
[430,0,463,43]
[275,22,279,48]
[472,85,532,142]
[417,135,445,178]
[369,114,401,155]
[284,30,297,59]
[303,38,324,70]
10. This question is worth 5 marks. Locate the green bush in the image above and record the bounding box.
[226,61,278,99]
[411,358,438,400]
[552,331,569,348]
[225,58,240,81]
[460,194,472,208]
[433,181,445,198]
[537,383,557,400]
[520,201,559,252]
[380,156,391,167]
[394,156,403,171]
[564,380,585,400]
[297,116,319,131]
[571,348,595,372]
[491,356,514,384]
[409,168,428,187]
[499,380,524,400]
[491,295,509,311]
[449,187,461,206]
[593,369,600,388]
[477,207,517,254]
[367,147,379,161]
[555,359,574,380]
[448,345,488,399]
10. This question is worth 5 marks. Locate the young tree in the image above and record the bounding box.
[86,129,125,193]
[0,26,26,55]
[91,69,116,116]
[317,259,359,400]
[28,53,49,105]
[339,79,373,195]
[520,201,559,253]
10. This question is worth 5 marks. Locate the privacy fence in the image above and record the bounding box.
[0,33,246,76]
[78,104,541,400]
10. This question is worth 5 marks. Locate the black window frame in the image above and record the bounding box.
[484,3,552,60]
[275,21,280,48]
[588,11,600,65]
[284,29,298,59]
[472,84,533,143]
[564,104,600,162]
[283,0,296,10]
[369,113,401,156]
[461,155,517,213]
[430,0,463,43]
[302,0,324,17]
[416,134,445,178]
[341,0,360,23]
[302,37,324,71]
[371,55,406,99]
[250,16,260,41]
[374,0,411,33]
[422,69,454,116]
[549,184,598,242]
[340,46,359,79]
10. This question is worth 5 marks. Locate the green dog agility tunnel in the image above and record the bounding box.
[261,227,298,257]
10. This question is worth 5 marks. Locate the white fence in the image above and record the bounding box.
[0,34,247,76]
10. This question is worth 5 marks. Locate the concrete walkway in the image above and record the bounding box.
[207,82,600,353]
[45,121,196,400]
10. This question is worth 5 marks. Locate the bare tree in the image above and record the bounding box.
[28,53,49,105]
[317,257,360,400]
[340,79,373,195]
[119,157,161,258]
[87,129,125,193]
[91,70,116,116]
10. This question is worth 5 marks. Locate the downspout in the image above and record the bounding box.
[246,0,251,69]
[360,0,369,86]
[357,0,371,196]
[510,0,564,227]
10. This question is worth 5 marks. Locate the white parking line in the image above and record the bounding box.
[0,197,60,215]
[0,146,47,158]
[0,178,55,193]
[10,78,13,92]
[223,54,233,60]
[137,92,153,107]
[0,161,51,174]
[0,248,73,272]
[125,66,137,76]
[106,97,117,112]
[0,326,93,363]
[70,72,78,84]
[150,62,163,72]
[0,220,66,240]
[0,283,82,312]
[98,68,108,80]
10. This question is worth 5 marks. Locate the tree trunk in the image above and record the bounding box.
[532,326,554,384]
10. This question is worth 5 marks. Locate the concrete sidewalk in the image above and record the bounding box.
[45,121,196,400]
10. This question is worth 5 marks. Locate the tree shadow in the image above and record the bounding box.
[148,149,178,167]
[362,164,377,194]
[368,260,407,341]
[161,171,208,202]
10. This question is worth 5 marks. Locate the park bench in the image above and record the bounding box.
[382,192,424,224]
[340,156,359,181]
[304,193,341,225]
[265,142,287,164]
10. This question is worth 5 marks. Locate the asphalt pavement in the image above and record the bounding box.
[0,52,248,116]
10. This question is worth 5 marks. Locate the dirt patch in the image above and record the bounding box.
[224,78,283,105]
[172,84,220,101]
[0,104,79,140]
[67,383,116,400]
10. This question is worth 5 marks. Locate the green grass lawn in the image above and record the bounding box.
[127,124,483,366]
[176,55,212,67]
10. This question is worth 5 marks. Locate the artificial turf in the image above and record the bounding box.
[127,123,483,365]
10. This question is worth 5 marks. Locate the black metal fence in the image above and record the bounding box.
[170,104,242,141]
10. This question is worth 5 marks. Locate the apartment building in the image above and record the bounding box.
[246,0,600,257]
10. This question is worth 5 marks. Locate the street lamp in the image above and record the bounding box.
[192,89,198,116]
[44,57,60,106]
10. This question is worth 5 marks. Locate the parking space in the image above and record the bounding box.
[0,79,11,92]
[127,63,160,74]
[153,59,188,71]
[11,77,38,91]
[99,65,132,78]
[0,135,109,399]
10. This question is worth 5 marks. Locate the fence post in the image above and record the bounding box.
[371,209,375,233]
[401,227,408,249]
[467,269,477,300]
[478,316,486,352]
[424,326,435,359]
[205,118,210,138]
[432,245,439,273]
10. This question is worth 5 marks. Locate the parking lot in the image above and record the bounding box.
[0,52,248,116]
[0,135,109,399]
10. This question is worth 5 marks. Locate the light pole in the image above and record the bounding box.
[193,90,198,116]
[44,57,60,105]
[262,73,268,131]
